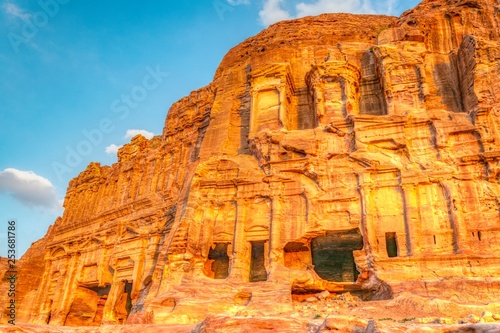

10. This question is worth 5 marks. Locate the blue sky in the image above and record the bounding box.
[0,0,421,257]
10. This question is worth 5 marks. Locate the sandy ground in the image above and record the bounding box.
[1,293,500,332]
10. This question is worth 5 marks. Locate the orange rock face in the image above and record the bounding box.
[5,0,500,327]
[0,227,54,324]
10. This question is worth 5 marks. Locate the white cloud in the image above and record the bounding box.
[259,0,400,26]
[259,0,292,26]
[124,129,155,140]
[0,168,61,210]
[3,2,31,21]
[105,144,122,155]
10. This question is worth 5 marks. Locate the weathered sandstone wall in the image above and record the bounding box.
[4,0,500,326]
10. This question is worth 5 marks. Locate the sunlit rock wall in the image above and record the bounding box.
[12,0,500,326]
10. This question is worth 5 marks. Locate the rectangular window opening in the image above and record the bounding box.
[385,232,398,258]
[249,241,267,282]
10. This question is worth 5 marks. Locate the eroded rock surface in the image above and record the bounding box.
[3,0,500,328]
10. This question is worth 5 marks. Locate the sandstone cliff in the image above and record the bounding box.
[6,0,500,327]
[0,226,54,324]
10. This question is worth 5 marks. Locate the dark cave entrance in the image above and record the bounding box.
[385,232,398,258]
[249,241,267,282]
[205,243,230,279]
[311,229,363,282]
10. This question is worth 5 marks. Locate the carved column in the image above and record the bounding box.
[131,236,147,299]
[229,199,249,282]
[268,195,283,281]
[441,180,470,254]
[357,174,376,258]
[102,279,125,324]
[31,258,52,324]
[50,252,81,325]
[400,183,421,255]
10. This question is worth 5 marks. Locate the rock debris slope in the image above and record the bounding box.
[3,0,500,327]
